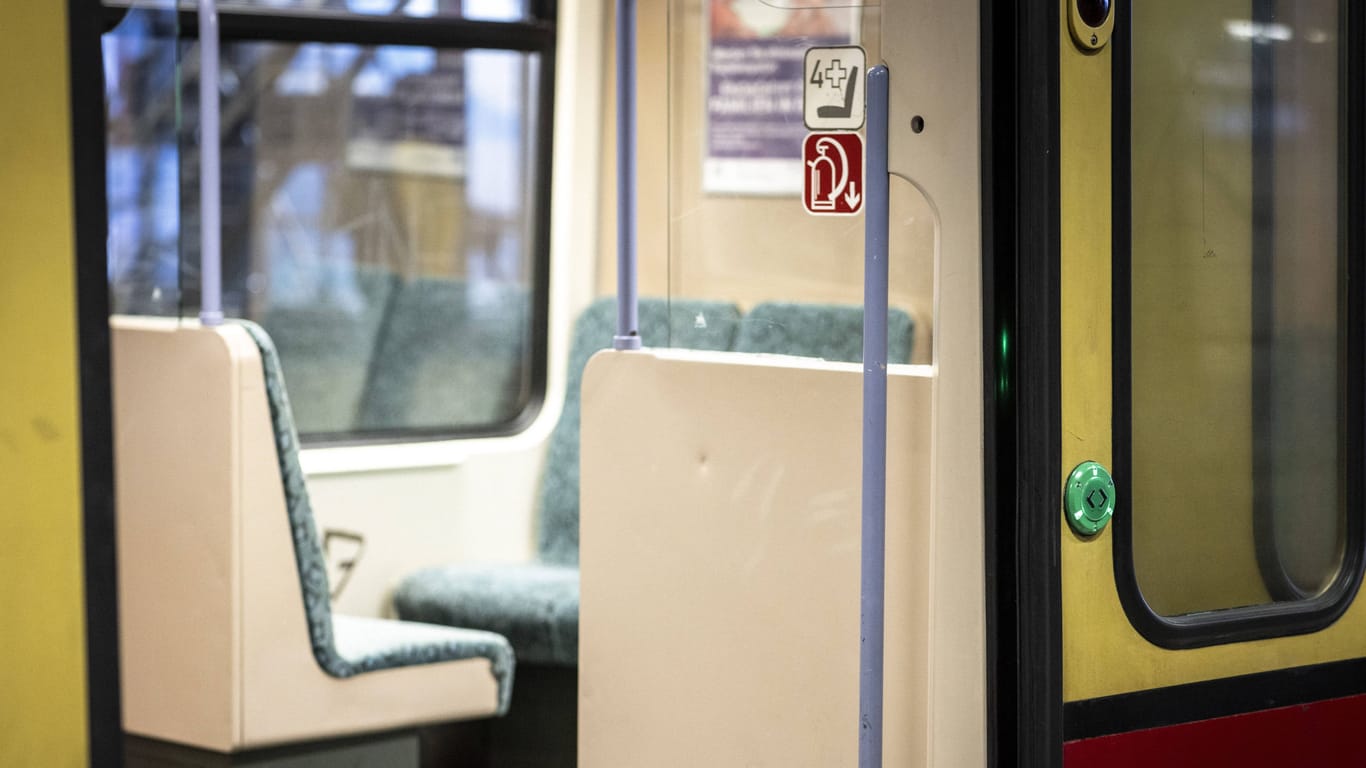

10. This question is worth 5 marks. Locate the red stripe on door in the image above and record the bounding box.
[1065,693,1366,767]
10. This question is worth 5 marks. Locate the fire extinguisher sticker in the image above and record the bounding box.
[802,132,864,216]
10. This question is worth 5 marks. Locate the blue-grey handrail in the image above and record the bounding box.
[199,0,223,326]
[612,0,641,350]
[860,63,890,768]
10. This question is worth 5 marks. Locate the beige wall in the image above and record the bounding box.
[596,1,934,362]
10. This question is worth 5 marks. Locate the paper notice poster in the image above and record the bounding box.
[704,1,859,196]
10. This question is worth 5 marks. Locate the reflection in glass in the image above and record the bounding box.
[1129,0,1343,616]
[105,3,182,316]
[663,0,929,361]
[105,25,544,440]
[108,0,533,21]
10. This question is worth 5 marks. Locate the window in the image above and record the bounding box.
[1113,0,1363,647]
[102,0,554,443]
[212,0,523,22]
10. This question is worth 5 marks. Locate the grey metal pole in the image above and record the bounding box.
[859,63,890,768]
[198,0,223,326]
[612,0,641,350]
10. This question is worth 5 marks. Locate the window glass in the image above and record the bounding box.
[108,0,532,22]
[105,20,547,441]
[1129,0,1344,616]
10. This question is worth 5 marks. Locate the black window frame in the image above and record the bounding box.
[101,0,558,447]
[1111,0,1366,649]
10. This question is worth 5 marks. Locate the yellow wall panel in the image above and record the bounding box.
[0,3,91,765]
[1058,0,1119,705]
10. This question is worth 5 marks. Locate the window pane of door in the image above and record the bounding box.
[1129,0,1344,616]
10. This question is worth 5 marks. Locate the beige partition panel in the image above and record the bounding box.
[580,350,932,767]
[113,318,501,750]
[595,0,987,757]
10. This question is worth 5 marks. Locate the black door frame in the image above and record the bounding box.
[982,0,1063,766]
[71,0,122,765]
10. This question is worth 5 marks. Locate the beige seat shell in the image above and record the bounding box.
[113,317,504,751]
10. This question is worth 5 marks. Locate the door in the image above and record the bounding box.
[1057,0,1366,763]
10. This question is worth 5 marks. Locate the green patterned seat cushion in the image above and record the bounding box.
[536,297,744,566]
[394,564,579,667]
[238,321,514,713]
[331,615,516,710]
[731,302,915,364]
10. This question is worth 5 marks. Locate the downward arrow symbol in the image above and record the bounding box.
[844,181,861,210]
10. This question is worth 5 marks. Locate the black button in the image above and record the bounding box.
[1077,0,1110,28]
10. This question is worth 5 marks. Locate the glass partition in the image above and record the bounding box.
[661,0,931,364]
[105,0,182,317]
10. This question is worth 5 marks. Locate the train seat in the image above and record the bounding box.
[393,297,744,665]
[113,317,513,754]
[358,277,532,432]
[393,563,580,666]
[733,301,916,363]
[239,321,514,696]
[392,300,914,666]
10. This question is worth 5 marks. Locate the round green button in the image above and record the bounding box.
[1065,460,1115,536]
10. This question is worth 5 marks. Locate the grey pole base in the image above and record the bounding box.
[612,334,642,350]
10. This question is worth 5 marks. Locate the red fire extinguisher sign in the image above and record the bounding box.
[802,132,864,217]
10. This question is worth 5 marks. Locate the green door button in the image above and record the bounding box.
[1065,460,1115,536]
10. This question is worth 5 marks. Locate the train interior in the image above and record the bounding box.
[99,0,958,765]
[6,0,1363,765]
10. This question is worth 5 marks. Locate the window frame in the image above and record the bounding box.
[101,0,557,447]
[1110,0,1366,649]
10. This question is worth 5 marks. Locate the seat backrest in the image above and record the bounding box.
[357,277,531,432]
[258,267,397,436]
[731,302,915,364]
[241,321,514,692]
[237,321,375,678]
[537,297,743,565]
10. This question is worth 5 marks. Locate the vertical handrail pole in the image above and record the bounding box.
[859,63,890,768]
[612,0,641,350]
[198,0,223,326]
